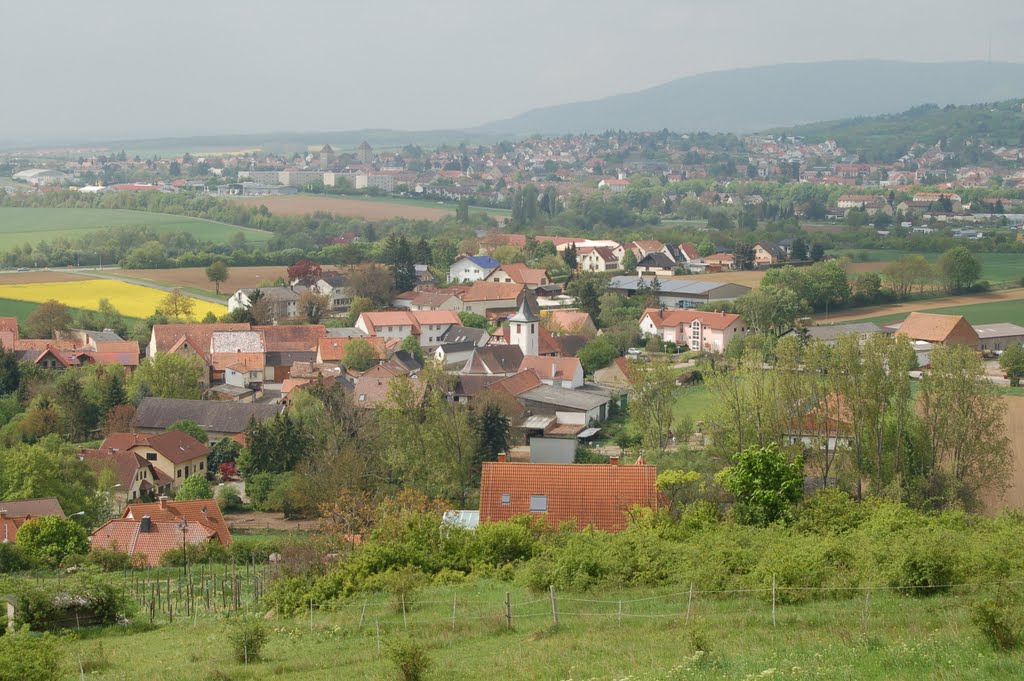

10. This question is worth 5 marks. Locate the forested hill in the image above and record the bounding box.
[769,98,1024,163]
[479,60,1024,136]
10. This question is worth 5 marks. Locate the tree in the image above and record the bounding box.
[156,289,196,321]
[167,419,208,443]
[562,243,578,270]
[717,443,803,526]
[95,298,128,338]
[298,289,331,324]
[937,246,982,293]
[24,300,72,339]
[455,199,470,223]
[732,243,755,270]
[1000,344,1024,387]
[400,335,424,362]
[347,265,396,307]
[735,286,809,336]
[567,274,601,320]
[127,353,205,403]
[383,235,417,293]
[696,238,716,258]
[287,259,323,287]
[790,237,808,261]
[620,250,638,274]
[205,260,230,295]
[627,358,677,455]
[920,344,1012,507]
[175,475,213,501]
[457,311,488,329]
[237,414,312,477]
[474,402,510,463]
[0,345,20,394]
[343,338,378,372]
[52,371,98,442]
[15,516,89,566]
[854,271,883,301]
[809,243,825,262]
[578,336,619,373]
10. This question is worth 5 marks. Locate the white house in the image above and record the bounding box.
[448,255,501,283]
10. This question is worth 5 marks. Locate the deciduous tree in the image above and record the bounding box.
[127,352,205,403]
[24,299,72,339]
[205,260,230,295]
[156,289,196,321]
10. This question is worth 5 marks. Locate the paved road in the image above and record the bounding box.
[47,267,226,305]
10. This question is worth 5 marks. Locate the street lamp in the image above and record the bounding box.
[177,518,189,579]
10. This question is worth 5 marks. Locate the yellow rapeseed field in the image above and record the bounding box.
[0,280,226,319]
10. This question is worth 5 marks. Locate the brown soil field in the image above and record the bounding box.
[236,195,456,221]
[0,271,95,285]
[120,266,290,292]
[819,288,1024,323]
[982,395,1024,513]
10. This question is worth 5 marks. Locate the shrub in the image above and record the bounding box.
[16,516,89,567]
[367,566,428,614]
[176,475,214,501]
[891,537,956,596]
[972,586,1024,651]
[0,542,36,573]
[6,573,135,631]
[471,521,537,565]
[217,485,244,513]
[795,488,866,535]
[85,548,135,572]
[226,617,269,664]
[0,629,65,681]
[160,541,229,567]
[386,636,431,681]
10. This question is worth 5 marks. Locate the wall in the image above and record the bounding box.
[529,437,576,464]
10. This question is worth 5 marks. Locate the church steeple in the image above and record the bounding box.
[508,295,539,356]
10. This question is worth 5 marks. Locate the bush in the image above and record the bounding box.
[217,485,244,513]
[795,488,866,535]
[227,617,269,664]
[972,586,1024,651]
[0,543,36,573]
[16,516,89,567]
[471,521,537,565]
[386,636,431,681]
[367,566,428,614]
[891,536,956,596]
[85,548,136,572]
[175,475,213,501]
[0,629,65,681]
[6,573,135,631]
[160,541,229,567]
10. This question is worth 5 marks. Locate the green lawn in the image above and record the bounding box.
[673,384,712,425]
[0,297,141,327]
[54,579,1024,680]
[855,298,1024,326]
[834,249,1024,284]
[0,207,273,249]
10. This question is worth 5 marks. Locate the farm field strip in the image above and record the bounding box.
[234,194,507,221]
[0,279,225,318]
[820,288,1024,324]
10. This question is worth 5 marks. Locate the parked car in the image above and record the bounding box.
[626,347,642,356]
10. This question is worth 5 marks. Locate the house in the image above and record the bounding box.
[635,252,677,277]
[260,325,325,381]
[782,322,886,347]
[519,356,584,390]
[308,272,353,313]
[210,330,266,389]
[434,341,478,368]
[973,323,1024,353]
[629,240,668,261]
[227,287,303,322]
[753,241,785,267]
[393,290,464,312]
[577,246,620,272]
[91,496,232,566]
[148,323,252,383]
[458,282,526,316]
[97,431,210,488]
[594,357,632,388]
[610,277,751,309]
[703,253,736,270]
[484,263,550,289]
[677,242,701,264]
[448,255,500,283]
[461,346,525,376]
[597,178,630,193]
[895,312,980,350]
[355,310,461,349]
[783,393,855,454]
[132,398,282,442]
[316,336,388,365]
[438,325,490,348]
[0,498,65,544]
[478,457,659,531]
[512,379,612,424]
[543,310,597,339]
[639,308,747,352]
[79,446,173,505]
[353,365,422,408]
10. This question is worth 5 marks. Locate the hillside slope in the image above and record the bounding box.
[480,60,1024,135]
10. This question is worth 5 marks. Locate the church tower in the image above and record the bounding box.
[508,296,539,357]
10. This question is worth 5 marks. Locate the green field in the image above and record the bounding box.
[49,579,1024,680]
[856,298,1024,326]
[834,249,1024,284]
[673,384,712,425]
[0,298,141,327]
[0,207,273,249]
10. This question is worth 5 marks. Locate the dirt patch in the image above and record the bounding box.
[819,288,1024,323]
[235,195,455,221]
[119,266,290,292]
[0,271,95,285]
[225,510,319,533]
[982,395,1024,513]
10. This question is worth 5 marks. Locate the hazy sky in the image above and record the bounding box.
[1,0,1021,143]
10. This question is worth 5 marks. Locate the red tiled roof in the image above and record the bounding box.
[490,263,548,286]
[488,369,543,397]
[459,282,525,303]
[318,336,387,362]
[895,312,979,345]
[212,351,266,373]
[142,431,211,466]
[0,317,18,341]
[0,497,65,518]
[545,310,595,334]
[80,448,151,490]
[678,242,699,261]
[91,518,217,567]
[255,325,325,352]
[123,499,231,546]
[642,308,742,331]
[353,365,422,408]
[358,310,460,335]
[153,323,251,354]
[519,356,582,382]
[479,460,659,532]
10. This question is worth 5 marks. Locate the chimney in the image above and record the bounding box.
[497,452,507,463]
[609,454,620,466]
[158,495,169,510]
[140,515,152,533]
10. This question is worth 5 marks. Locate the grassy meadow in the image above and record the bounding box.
[834,249,1024,284]
[856,297,1024,326]
[0,207,273,249]
[54,579,1024,680]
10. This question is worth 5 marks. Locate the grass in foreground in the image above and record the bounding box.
[63,579,1024,680]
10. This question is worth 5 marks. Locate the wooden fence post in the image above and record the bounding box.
[451,593,457,631]
[686,582,694,624]
[771,573,777,627]
[505,591,512,630]
[549,585,558,626]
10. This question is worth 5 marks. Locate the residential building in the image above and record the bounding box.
[92,497,231,566]
[593,357,632,388]
[484,263,550,288]
[519,356,584,390]
[753,241,785,267]
[0,498,65,544]
[635,252,677,276]
[460,346,525,376]
[974,323,1024,353]
[458,282,526,315]
[543,310,597,338]
[79,446,173,505]
[317,336,388,365]
[227,286,303,322]
[96,431,210,488]
[355,310,461,348]
[478,457,659,531]
[210,330,266,388]
[132,398,281,442]
[639,308,747,352]
[448,255,500,283]
[577,246,620,272]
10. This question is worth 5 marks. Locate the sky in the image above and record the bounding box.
[1,0,1022,143]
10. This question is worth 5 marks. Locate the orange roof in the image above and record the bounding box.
[318,336,387,362]
[80,448,152,490]
[0,317,18,341]
[642,308,742,331]
[101,430,210,466]
[545,310,595,333]
[491,263,548,286]
[519,356,582,382]
[358,310,460,334]
[353,365,422,408]
[91,518,218,567]
[704,253,735,263]
[152,323,251,354]
[0,331,14,350]
[459,282,525,303]
[123,498,231,546]
[489,369,544,397]
[895,312,979,344]
[631,240,664,252]
[479,460,659,532]
[678,242,699,260]
[255,324,325,352]
[212,351,266,373]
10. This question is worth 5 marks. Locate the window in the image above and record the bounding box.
[529,495,547,513]
[500,494,511,505]
[146,453,157,461]
[199,462,204,470]
[177,469,182,478]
